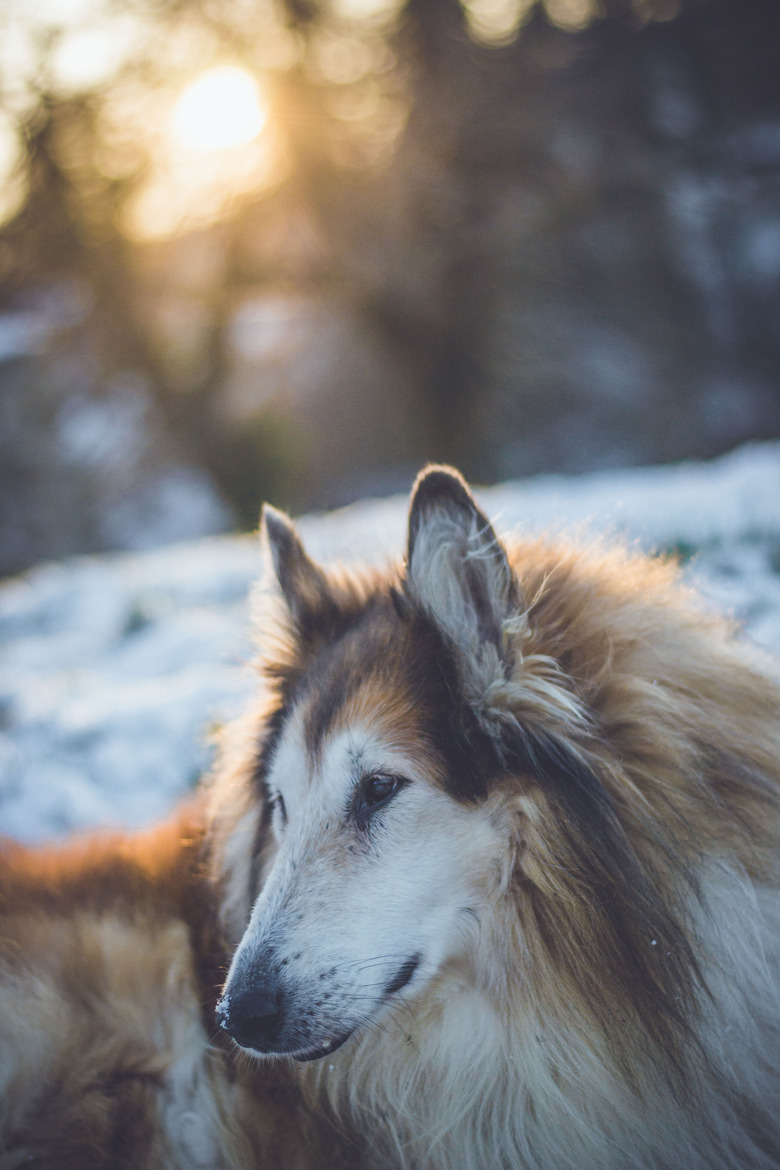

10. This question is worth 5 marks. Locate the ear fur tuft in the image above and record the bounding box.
[404,465,519,699]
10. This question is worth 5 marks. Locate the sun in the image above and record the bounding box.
[171,67,267,154]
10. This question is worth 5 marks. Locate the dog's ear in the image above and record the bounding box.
[404,466,518,689]
[261,504,332,632]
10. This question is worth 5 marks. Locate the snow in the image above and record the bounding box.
[2,441,780,844]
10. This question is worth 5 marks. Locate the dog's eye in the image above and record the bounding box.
[355,772,406,818]
[365,774,399,805]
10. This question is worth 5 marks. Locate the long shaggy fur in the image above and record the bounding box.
[1,465,779,1169]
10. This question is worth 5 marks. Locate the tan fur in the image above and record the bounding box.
[0,813,350,1169]
[510,535,780,876]
[2,468,779,1169]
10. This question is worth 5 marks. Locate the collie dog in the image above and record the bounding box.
[1,466,779,1169]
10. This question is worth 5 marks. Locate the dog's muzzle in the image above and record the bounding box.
[217,967,355,1062]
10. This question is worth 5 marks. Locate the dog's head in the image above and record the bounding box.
[216,467,525,1060]
[213,465,777,1075]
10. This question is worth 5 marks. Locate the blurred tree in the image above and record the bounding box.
[1,0,780,573]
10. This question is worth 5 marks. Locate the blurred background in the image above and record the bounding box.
[1,0,779,579]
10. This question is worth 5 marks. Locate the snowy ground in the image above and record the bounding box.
[2,441,780,844]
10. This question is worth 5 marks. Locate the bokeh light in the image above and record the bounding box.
[0,112,26,228]
[171,67,267,154]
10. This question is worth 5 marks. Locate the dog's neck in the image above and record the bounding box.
[294,977,645,1170]
[291,863,780,1170]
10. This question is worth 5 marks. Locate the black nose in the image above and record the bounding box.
[217,979,285,1052]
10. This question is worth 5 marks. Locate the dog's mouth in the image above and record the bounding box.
[219,952,422,1063]
[383,952,421,998]
[283,954,421,1062]
[221,1019,355,1062]
[286,1031,355,1062]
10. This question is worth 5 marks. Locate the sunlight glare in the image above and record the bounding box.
[172,67,267,154]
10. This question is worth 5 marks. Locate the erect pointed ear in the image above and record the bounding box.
[261,504,333,632]
[404,466,519,690]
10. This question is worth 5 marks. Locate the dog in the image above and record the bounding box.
[1,465,779,1169]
